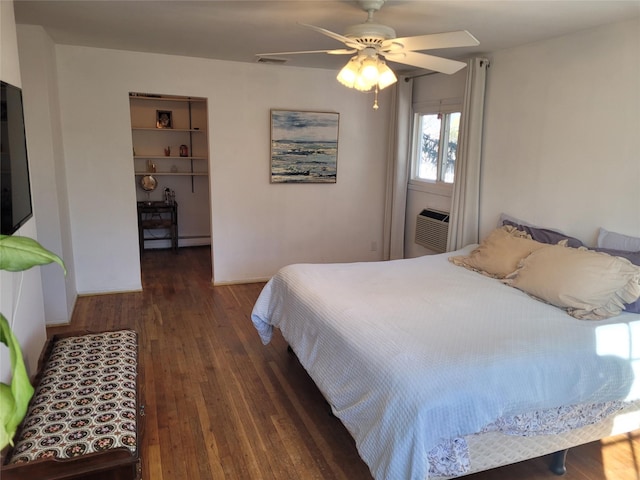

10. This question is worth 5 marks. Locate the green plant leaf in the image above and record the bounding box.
[0,235,66,274]
[0,383,16,450]
[0,313,35,450]
[0,236,65,449]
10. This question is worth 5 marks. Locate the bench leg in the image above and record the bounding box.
[549,449,569,475]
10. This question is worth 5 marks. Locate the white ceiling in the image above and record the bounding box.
[13,0,640,73]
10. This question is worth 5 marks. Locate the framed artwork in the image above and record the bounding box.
[156,110,173,129]
[270,109,339,183]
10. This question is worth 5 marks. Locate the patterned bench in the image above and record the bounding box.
[1,329,142,480]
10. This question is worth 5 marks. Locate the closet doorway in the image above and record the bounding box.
[129,92,212,276]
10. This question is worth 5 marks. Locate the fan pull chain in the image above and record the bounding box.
[373,85,379,110]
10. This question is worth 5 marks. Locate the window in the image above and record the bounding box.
[412,112,460,184]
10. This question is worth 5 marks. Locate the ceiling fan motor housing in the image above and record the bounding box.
[358,0,387,13]
[344,22,397,47]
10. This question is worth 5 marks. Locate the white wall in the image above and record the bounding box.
[0,0,47,380]
[481,19,640,244]
[406,19,639,256]
[38,44,391,290]
[17,25,76,325]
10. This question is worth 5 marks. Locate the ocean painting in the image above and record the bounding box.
[271,110,339,183]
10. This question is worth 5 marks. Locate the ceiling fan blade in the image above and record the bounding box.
[326,49,358,55]
[257,49,355,56]
[299,23,364,50]
[382,30,479,53]
[382,51,467,75]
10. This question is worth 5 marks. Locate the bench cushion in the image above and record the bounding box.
[7,330,138,464]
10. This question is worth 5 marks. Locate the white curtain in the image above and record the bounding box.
[446,58,489,251]
[382,76,414,260]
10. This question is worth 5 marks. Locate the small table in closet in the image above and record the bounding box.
[137,201,178,252]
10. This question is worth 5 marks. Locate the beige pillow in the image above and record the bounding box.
[449,226,548,278]
[504,245,640,320]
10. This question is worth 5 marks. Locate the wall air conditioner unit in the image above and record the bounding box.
[415,209,450,253]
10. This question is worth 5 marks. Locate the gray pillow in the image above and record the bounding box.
[598,228,640,252]
[502,220,584,248]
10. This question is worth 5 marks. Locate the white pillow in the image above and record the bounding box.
[598,228,640,252]
[504,245,640,320]
[449,226,547,278]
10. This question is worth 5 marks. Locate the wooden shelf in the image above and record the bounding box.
[129,94,206,103]
[135,172,208,176]
[131,127,204,132]
[134,155,208,160]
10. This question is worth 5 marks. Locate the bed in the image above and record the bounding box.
[250,227,640,479]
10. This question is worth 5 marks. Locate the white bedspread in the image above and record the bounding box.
[251,246,640,480]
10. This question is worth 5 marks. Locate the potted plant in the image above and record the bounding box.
[0,235,65,450]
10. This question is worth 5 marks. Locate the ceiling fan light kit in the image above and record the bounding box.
[257,0,479,109]
[337,53,397,92]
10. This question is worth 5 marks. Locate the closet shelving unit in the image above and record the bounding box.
[129,92,211,249]
[130,93,209,189]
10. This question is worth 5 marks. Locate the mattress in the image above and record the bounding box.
[251,246,640,479]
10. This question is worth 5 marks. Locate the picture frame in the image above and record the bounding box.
[156,110,173,129]
[270,109,339,184]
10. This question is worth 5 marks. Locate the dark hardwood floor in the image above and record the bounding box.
[48,246,639,480]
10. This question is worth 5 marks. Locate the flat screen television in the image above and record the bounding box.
[1,80,33,235]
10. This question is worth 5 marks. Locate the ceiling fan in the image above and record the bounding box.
[257,0,479,104]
